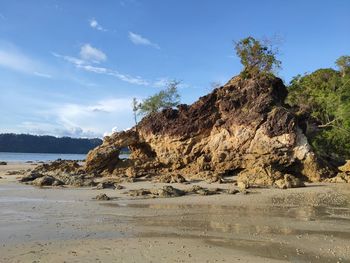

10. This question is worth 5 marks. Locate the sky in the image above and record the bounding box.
[0,0,349,138]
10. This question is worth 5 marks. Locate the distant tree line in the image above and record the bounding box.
[0,134,102,154]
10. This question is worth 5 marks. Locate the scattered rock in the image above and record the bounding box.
[96,181,115,189]
[20,172,43,182]
[128,186,186,198]
[325,173,350,183]
[18,160,97,187]
[6,170,26,176]
[115,184,125,190]
[274,174,305,189]
[186,185,224,195]
[339,160,350,173]
[0,161,7,165]
[94,193,111,201]
[237,181,248,190]
[226,189,239,195]
[204,175,223,184]
[128,188,152,197]
[32,175,63,187]
[154,174,187,183]
[152,186,186,197]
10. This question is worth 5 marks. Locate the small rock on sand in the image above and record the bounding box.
[94,193,111,201]
[0,161,7,165]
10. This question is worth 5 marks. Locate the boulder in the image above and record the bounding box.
[153,174,187,183]
[33,176,57,186]
[0,161,7,165]
[19,160,97,187]
[94,193,111,201]
[339,160,350,173]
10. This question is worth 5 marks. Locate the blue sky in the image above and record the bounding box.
[0,0,349,138]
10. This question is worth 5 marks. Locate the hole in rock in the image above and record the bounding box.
[119,147,131,160]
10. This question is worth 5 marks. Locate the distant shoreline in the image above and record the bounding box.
[0,152,87,162]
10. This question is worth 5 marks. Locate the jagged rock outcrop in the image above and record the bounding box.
[84,75,334,188]
[20,160,97,187]
[326,160,350,183]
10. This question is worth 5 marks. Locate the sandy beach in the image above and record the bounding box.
[0,163,350,262]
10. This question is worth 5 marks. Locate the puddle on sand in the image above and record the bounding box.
[102,201,350,222]
[101,191,350,262]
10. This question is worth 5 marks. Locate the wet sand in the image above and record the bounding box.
[1,163,350,262]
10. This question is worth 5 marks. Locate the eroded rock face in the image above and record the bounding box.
[82,76,334,187]
[326,160,350,183]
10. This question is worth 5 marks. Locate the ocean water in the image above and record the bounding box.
[0,152,87,162]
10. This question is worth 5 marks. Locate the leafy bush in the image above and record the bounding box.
[234,36,281,78]
[287,60,350,160]
[138,80,181,116]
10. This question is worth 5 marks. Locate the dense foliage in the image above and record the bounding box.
[234,36,281,78]
[287,63,350,160]
[0,134,102,154]
[138,80,181,116]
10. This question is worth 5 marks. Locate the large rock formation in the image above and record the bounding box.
[85,75,334,188]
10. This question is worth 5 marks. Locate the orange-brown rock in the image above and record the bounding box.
[82,75,334,187]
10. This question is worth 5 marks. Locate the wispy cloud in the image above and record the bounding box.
[80,44,106,63]
[153,77,170,87]
[34,71,52,78]
[0,42,52,78]
[53,47,150,85]
[128,32,160,49]
[89,18,107,31]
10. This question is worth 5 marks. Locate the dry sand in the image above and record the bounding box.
[0,163,350,262]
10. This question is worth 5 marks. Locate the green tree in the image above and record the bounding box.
[132,97,141,130]
[138,80,181,116]
[336,55,350,77]
[234,36,281,78]
[287,57,350,160]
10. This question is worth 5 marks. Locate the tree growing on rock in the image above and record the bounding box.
[132,97,141,130]
[336,55,350,77]
[287,56,350,160]
[234,36,281,78]
[138,80,181,116]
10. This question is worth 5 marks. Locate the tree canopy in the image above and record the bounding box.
[287,58,350,160]
[138,80,181,116]
[234,36,281,78]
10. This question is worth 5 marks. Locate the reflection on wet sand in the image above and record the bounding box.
[103,188,350,262]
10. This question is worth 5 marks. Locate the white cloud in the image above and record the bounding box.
[53,51,150,86]
[17,97,135,138]
[153,77,170,87]
[55,98,133,137]
[19,121,99,138]
[128,32,160,49]
[34,71,52,78]
[89,18,107,31]
[80,44,106,63]
[0,43,52,77]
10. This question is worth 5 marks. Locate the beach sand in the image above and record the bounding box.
[0,163,350,262]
